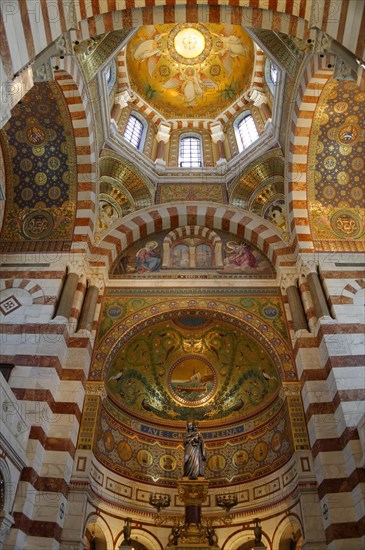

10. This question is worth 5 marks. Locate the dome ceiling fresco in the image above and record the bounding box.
[126,23,255,119]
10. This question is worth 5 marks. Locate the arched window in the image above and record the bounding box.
[105,59,117,93]
[178,134,203,168]
[265,59,279,95]
[235,112,259,152]
[123,113,147,150]
[270,62,278,86]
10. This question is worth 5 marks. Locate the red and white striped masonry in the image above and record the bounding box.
[54,57,98,249]
[293,264,365,546]
[94,203,293,270]
[287,55,333,253]
[1,1,363,121]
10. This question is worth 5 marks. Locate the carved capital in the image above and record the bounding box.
[67,260,88,278]
[115,90,134,109]
[313,31,332,56]
[280,272,299,291]
[156,122,171,144]
[250,89,268,108]
[33,60,54,83]
[87,273,104,291]
[281,382,302,398]
[300,260,318,278]
[210,122,225,144]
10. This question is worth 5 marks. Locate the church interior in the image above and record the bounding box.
[0,1,364,549]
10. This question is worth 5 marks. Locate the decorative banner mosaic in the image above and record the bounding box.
[94,397,293,486]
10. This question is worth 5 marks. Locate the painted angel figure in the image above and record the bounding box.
[212,26,249,75]
[133,26,168,76]
[163,65,217,106]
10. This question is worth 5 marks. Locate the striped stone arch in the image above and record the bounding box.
[83,513,114,550]
[74,1,364,58]
[75,3,313,43]
[0,279,44,304]
[341,279,365,304]
[164,225,221,245]
[287,55,333,252]
[53,56,98,249]
[97,203,293,269]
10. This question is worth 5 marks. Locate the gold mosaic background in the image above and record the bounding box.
[308,79,365,249]
[126,23,254,119]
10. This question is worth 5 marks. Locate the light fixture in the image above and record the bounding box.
[174,28,206,59]
[149,493,171,513]
[216,493,238,513]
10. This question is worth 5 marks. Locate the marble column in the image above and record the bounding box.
[301,262,331,320]
[154,122,171,174]
[78,278,102,332]
[55,268,81,319]
[281,274,308,332]
[210,122,227,175]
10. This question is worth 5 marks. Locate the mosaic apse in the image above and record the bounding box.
[126,23,254,119]
[0,82,77,251]
[308,79,365,250]
[105,315,280,424]
[90,290,297,485]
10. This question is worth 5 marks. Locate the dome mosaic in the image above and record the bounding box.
[126,23,255,119]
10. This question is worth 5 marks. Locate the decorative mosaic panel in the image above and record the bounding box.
[308,79,365,250]
[109,228,275,279]
[94,397,293,486]
[105,315,281,424]
[88,288,298,486]
[77,394,101,450]
[0,82,77,251]
[157,183,225,204]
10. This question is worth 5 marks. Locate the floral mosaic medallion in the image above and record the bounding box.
[308,79,365,249]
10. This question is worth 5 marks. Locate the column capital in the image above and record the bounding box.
[279,272,299,291]
[115,89,134,109]
[156,122,171,144]
[210,122,225,144]
[87,273,104,290]
[299,259,318,278]
[250,89,269,108]
[66,260,87,278]
[313,30,333,56]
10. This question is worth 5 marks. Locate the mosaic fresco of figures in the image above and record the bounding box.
[110,227,275,278]
[126,23,254,119]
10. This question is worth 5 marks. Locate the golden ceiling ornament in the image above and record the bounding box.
[168,23,212,65]
[174,28,206,59]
